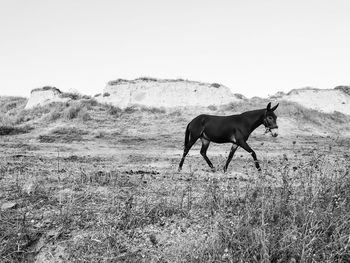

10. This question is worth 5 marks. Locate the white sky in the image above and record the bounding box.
[1,0,350,98]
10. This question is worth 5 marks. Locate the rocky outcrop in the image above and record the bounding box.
[272,87,350,115]
[25,86,69,109]
[95,78,245,108]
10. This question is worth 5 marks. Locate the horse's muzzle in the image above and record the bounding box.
[270,128,278,137]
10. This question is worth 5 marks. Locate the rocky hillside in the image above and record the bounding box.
[94,78,245,108]
[25,86,69,109]
[272,86,350,115]
[24,80,350,115]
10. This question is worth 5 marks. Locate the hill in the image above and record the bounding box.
[272,86,350,115]
[95,78,245,108]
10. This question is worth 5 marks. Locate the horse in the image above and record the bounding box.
[178,102,279,172]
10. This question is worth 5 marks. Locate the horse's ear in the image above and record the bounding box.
[266,102,271,111]
[271,103,279,111]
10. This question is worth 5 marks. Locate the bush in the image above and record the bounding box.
[38,127,88,143]
[77,108,91,121]
[0,125,32,135]
[136,77,158,82]
[63,105,81,120]
[103,92,110,97]
[108,79,129,85]
[139,106,166,114]
[46,110,61,121]
[79,99,98,108]
[123,106,138,114]
[59,92,81,100]
[107,105,121,116]
[211,83,221,88]
[0,96,27,115]
[208,105,217,111]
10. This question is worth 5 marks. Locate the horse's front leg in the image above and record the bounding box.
[237,140,261,171]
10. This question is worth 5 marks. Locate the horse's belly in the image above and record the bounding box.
[202,131,236,144]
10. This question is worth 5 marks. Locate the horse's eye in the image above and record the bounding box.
[268,116,273,120]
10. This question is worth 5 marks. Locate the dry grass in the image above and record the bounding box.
[38,127,89,143]
[1,96,350,262]
[0,125,33,135]
[0,151,349,262]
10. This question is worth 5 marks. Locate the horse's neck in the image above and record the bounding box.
[242,109,265,133]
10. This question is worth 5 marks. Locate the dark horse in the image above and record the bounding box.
[178,102,279,172]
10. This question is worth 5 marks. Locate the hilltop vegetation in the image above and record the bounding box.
[1,95,349,138]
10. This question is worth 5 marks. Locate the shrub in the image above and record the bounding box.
[77,108,91,121]
[107,79,129,85]
[208,105,217,111]
[136,77,158,82]
[46,110,61,121]
[234,93,246,100]
[0,125,32,135]
[38,127,88,143]
[80,99,98,108]
[63,105,81,120]
[211,83,221,88]
[103,92,110,97]
[139,106,166,114]
[107,105,121,116]
[93,130,107,138]
[59,92,81,100]
[0,96,27,115]
[124,106,138,114]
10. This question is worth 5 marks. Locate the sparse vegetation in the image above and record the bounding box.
[38,126,88,143]
[208,105,217,111]
[107,105,122,116]
[139,106,166,114]
[1,148,349,262]
[82,95,91,100]
[1,93,350,262]
[31,86,60,93]
[59,92,82,100]
[108,79,130,85]
[123,105,139,114]
[0,125,32,135]
[136,77,158,82]
[334,85,350,95]
[211,83,221,88]
[63,104,81,120]
[222,100,350,126]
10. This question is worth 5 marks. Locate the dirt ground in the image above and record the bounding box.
[1,105,350,262]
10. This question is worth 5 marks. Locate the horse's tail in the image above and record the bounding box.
[184,123,190,148]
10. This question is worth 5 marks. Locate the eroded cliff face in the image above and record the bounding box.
[272,87,350,115]
[95,79,245,108]
[25,81,350,115]
[25,87,69,109]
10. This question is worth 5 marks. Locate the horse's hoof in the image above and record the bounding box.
[210,167,216,172]
[178,167,182,172]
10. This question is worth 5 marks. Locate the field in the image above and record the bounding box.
[1,97,350,262]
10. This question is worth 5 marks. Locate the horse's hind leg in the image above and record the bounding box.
[178,137,198,171]
[200,138,214,170]
[224,144,239,173]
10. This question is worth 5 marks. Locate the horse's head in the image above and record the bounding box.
[264,102,279,137]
